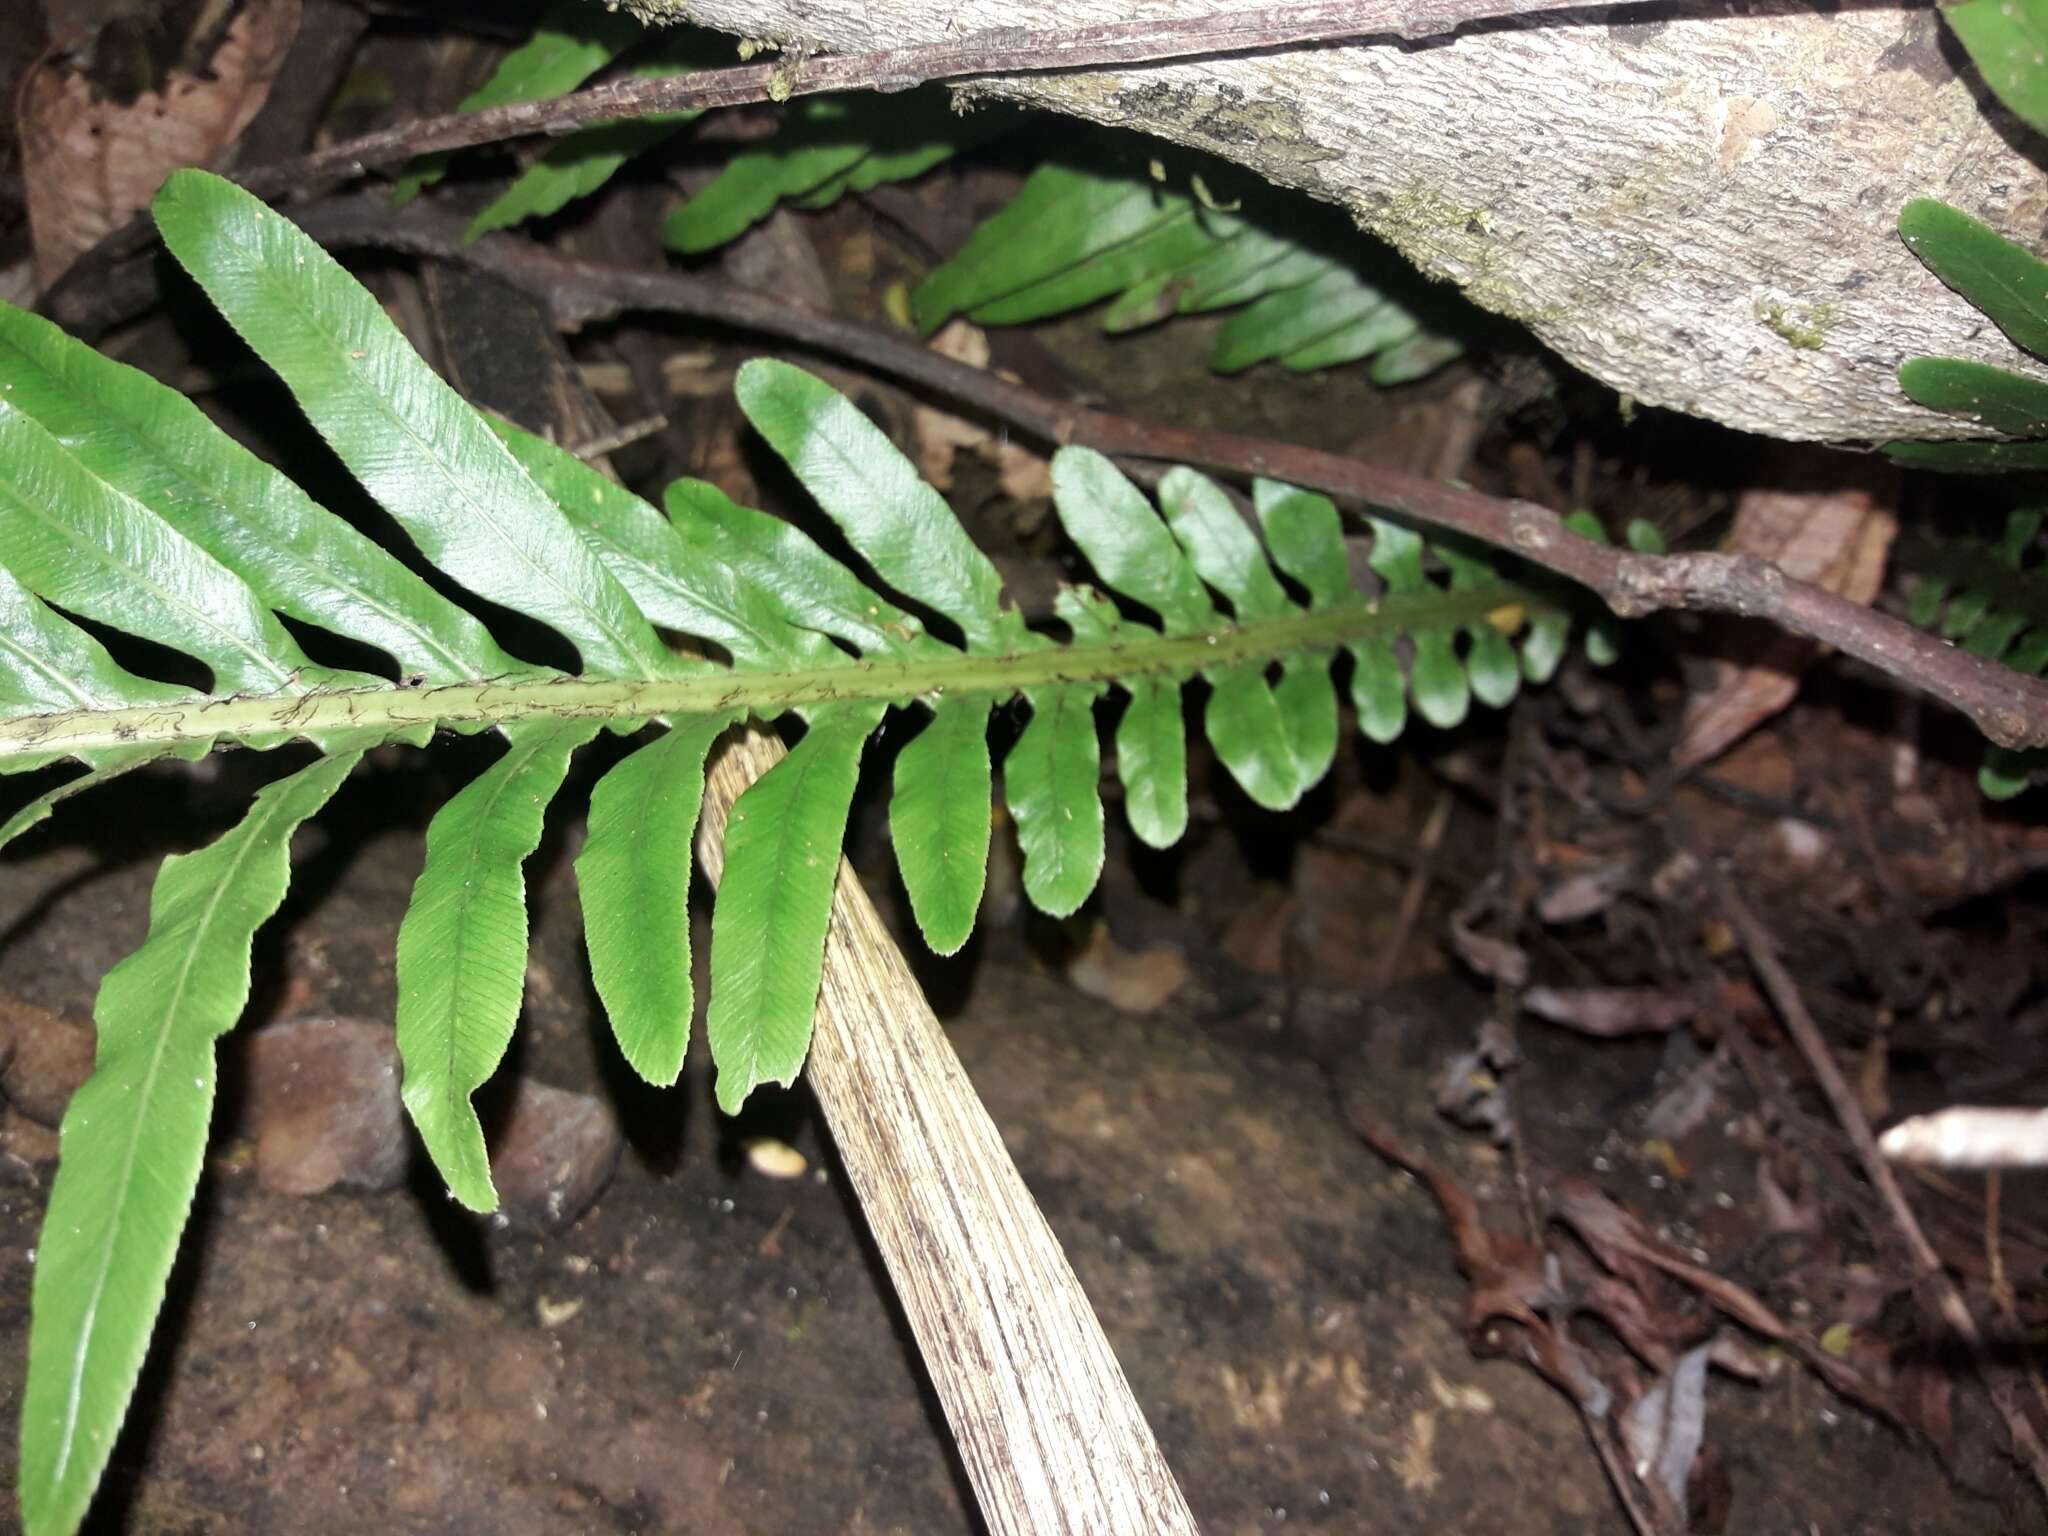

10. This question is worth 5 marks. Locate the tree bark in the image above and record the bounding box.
[619,0,2048,445]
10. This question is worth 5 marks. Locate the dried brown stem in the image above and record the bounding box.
[1712,869,2048,1506]
[284,195,2048,752]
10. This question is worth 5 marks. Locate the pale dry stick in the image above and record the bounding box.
[1712,869,2048,1505]
[694,724,1202,1536]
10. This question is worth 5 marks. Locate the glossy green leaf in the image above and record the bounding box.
[1278,300,1419,373]
[667,99,874,253]
[0,400,322,695]
[1212,268,1387,373]
[1980,746,2044,799]
[1520,608,1570,685]
[1938,0,2048,141]
[1254,480,1353,609]
[736,359,1011,652]
[1899,357,2048,437]
[1892,198,2039,348]
[0,561,189,715]
[912,165,1173,333]
[1101,268,1188,333]
[1410,631,1471,728]
[1005,683,1106,917]
[579,714,733,1086]
[669,91,982,255]
[1883,436,2048,472]
[1114,675,1188,849]
[470,114,691,243]
[1440,546,1522,709]
[1205,663,1303,810]
[495,423,827,669]
[1962,609,2027,659]
[391,1,643,205]
[0,299,512,683]
[1347,636,1408,744]
[397,722,597,1211]
[786,129,969,208]
[1366,515,1430,595]
[1940,586,1992,639]
[1158,467,1294,621]
[21,750,358,1536]
[969,202,1214,327]
[1048,585,1188,846]
[914,162,1463,383]
[154,170,671,681]
[890,693,994,954]
[1274,655,1339,788]
[1176,229,1316,311]
[705,702,885,1112]
[1049,448,1217,635]
[663,479,922,658]
[1370,331,1466,386]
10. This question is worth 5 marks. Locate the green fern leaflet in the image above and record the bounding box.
[0,169,1589,1535]
[911,162,1467,383]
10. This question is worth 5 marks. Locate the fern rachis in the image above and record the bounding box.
[0,168,1586,1536]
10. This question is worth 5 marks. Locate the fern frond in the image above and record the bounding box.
[665,90,995,254]
[1886,199,2048,471]
[1900,508,2048,797]
[20,749,362,1536]
[910,162,1468,383]
[389,0,647,209]
[0,171,1600,1535]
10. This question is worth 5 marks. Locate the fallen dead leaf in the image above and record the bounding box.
[1673,481,1896,771]
[20,0,302,286]
[1064,921,1191,1015]
[911,319,1052,501]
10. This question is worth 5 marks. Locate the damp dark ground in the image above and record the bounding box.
[0,744,2010,1536]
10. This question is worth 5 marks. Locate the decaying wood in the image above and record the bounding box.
[618,0,2048,444]
[695,726,1203,1536]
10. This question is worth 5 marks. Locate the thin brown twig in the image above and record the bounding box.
[277,195,2048,752]
[1712,868,2048,1507]
[1373,787,1452,988]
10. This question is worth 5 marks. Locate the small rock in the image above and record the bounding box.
[245,1016,407,1196]
[489,1079,622,1230]
[0,995,96,1126]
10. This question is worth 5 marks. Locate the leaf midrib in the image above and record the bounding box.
[45,796,279,1494]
